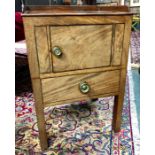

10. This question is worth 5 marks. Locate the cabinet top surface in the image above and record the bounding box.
[22,5,133,17]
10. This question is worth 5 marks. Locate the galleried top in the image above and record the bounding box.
[22,5,133,16]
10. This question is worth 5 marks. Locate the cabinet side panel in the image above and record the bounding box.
[112,24,125,66]
[35,26,51,73]
[121,16,132,67]
[23,18,40,78]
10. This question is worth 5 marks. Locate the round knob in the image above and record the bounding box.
[52,46,63,57]
[79,82,90,94]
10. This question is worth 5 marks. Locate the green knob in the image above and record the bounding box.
[53,46,62,57]
[79,82,90,94]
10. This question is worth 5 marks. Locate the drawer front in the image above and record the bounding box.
[50,25,112,72]
[35,24,124,74]
[41,70,120,105]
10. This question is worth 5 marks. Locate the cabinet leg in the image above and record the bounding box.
[112,95,124,133]
[35,106,48,151]
[32,79,48,151]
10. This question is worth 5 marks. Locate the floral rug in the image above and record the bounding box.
[15,71,140,155]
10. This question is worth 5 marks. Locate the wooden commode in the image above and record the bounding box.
[22,5,132,150]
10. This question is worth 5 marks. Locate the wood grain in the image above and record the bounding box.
[44,92,119,107]
[113,69,127,132]
[23,20,40,78]
[35,26,51,73]
[63,0,71,5]
[39,66,123,79]
[112,24,125,66]
[23,6,132,16]
[22,16,127,27]
[50,25,112,72]
[22,6,133,149]
[121,16,132,66]
[41,70,120,106]
[112,17,132,132]
[31,79,48,150]
[23,16,49,151]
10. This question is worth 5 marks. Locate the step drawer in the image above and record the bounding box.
[41,70,120,106]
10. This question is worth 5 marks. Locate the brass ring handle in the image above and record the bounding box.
[52,46,63,57]
[79,82,90,94]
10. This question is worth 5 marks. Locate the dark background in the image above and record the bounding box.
[15,0,78,12]
[15,0,97,12]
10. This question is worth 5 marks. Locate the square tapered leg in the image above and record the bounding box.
[32,79,48,151]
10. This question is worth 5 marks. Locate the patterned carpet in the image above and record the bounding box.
[130,31,140,65]
[15,72,139,155]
